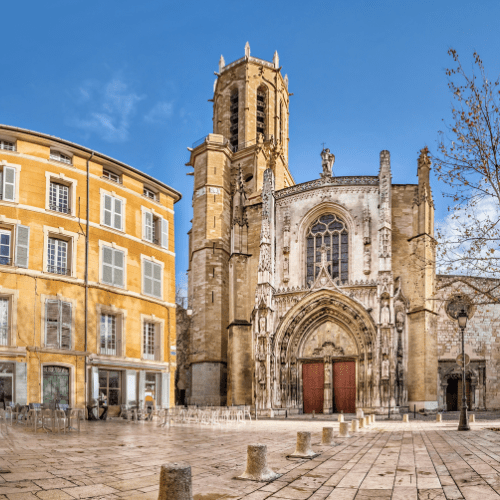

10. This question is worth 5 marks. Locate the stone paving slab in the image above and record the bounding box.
[3,419,500,498]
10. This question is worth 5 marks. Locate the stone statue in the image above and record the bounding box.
[380,299,391,325]
[259,314,266,334]
[381,356,390,380]
[396,311,405,333]
[320,148,335,178]
[258,362,266,384]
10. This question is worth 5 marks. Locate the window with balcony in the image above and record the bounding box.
[0,298,9,346]
[143,259,162,299]
[102,169,122,184]
[143,322,159,360]
[0,140,15,152]
[49,182,70,214]
[47,237,70,275]
[45,299,72,349]
[0,165,16,202]
[102,246,125,288]
[102,193,123,231]
[49,150,72,165]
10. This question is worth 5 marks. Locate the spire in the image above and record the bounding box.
[219,55,225,73]
[273,51,279,69]
[245,41,251,59]
[284,74,289,89]
[417,146,431,186]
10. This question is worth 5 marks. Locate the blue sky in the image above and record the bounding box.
[2,0,500,285]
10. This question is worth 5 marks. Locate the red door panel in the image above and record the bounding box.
[333,361,356,413]
[302,363,324,414]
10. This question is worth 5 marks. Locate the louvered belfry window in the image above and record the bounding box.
[256,88,266,137]
[45,300,72,350]
[306,214,349,285]
[230,90,239,150]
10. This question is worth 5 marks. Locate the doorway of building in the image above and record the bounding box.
[446,378,471,411]
[302,362,324,414]
[0,362,13,408]
[332,361,356,413]
[43,366,69,406]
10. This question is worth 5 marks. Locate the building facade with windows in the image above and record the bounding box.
[0,125,180,412]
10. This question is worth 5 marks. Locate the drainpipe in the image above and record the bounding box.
[84,152,94,413]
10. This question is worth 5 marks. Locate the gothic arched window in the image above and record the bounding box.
[306,214,348,285]
[256,87,266,137]
[230,90,239,150]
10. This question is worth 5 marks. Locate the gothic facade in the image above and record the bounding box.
[182,45,499,415]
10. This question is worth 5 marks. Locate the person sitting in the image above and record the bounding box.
[98,392,108,421]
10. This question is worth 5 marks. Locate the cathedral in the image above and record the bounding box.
[180,44,500,415]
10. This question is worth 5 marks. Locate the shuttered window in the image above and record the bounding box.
[102,246,125,287]
[143,212,167,248]
[0,230,11,266]
[15,225,30,269]
[0,166,16,202]
[45,300,72,350]
[161,219,168,249]
[0,298,9,346]
[143,260,162,298]
[102,194,123,231]
[143,211,154,242]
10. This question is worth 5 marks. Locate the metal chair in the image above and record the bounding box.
[55,409,68,433]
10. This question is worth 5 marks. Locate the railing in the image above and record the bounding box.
[0,257,12,266]
[47,265,71,276]
[49,204,71,214]
[49,154,72,165]
[101,175,123,184]
[0,326,9,346]
[0,143,15,152]
[192,135,208,149]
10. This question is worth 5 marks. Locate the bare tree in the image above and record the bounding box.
[432,49,500,303]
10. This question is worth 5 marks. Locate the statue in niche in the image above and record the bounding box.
[360,361,365,381]
[381,355,390,380]
[324,361,331,382]
[259,314,266,334]
[380,298,391,325]
[396,310,405,333]
[363,246,371,275]
[258,362,266,385]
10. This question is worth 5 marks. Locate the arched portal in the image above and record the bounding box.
[270,289,377,414]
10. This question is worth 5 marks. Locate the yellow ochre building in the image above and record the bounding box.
[0,125,181,412]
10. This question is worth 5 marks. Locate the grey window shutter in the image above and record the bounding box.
[154,324,161,361]
[15,362,28,405]
[153,263,162,298]
[114,198,123,230]
[61,301,72,350]
[15,225,30,268]
[125,370,137,406]
[143,260,153,295]
[45,300,60,347]
[161,218,168,249]
[113,249,124,287]
[116,316,123,357]
[144,211,153,240]
[3,166,15,202]
[103,194,112,226]
[161,372,170,409]
[102,246,113,284]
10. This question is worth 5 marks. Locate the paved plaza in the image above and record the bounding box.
[3,416,500,499]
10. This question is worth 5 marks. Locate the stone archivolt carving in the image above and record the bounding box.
[312,341,344,357]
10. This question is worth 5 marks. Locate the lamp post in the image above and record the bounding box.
[457,308,470,431]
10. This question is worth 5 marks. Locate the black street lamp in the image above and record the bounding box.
[457,308,470,431]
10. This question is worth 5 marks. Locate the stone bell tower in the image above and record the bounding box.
[186,43,295,405]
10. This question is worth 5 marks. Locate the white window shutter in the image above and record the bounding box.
[161,218,168,249]
[15,225,30,268]
[153,263,162,298]
[2,166,15,202]
[61,301,72,349]
[102,246,114,285]
[144,211,153,241]
[113,249,124,287]
[114,198,123,230]
[143,260,153,296]
[103,194,112,226]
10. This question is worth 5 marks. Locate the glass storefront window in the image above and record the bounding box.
[98,369,121,405]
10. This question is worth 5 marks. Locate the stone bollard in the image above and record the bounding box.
[289,432,319,458]
[359,416,365,429]
[371,414,376,424]
[356,408,364,419]
[338,414,344,422]
[470,414,475,423]
[351,419,359,433]
[403,414,409,423]
[322,427,335,445]
[238,444,281,481]
[158,463,192,500]
[364,416,370,428]
[339,422,350,438]
[436,413,442,422]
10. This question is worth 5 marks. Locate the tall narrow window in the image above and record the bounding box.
[256,88,266,137]
[47,238,69,275]
[230,90,239,150]
[0,165,16,202]
[0,298,9,346]
[306,214,349,286]
[0,229,11,266]
[143,322,157,360]
[45,300,72,349]
[102,246,125,288]
[49,182,70,214]
[279,100,284,145]
[143,260,162,299]
[100,314,116,355]
[102,194,123,231]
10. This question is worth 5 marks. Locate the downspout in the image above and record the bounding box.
[84,152,94,413]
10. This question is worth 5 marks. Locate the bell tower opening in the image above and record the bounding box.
[256,87,267,138]
[230,90,239,151]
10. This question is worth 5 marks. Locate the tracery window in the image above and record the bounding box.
[256,87,266,137]
[306,214,348,285]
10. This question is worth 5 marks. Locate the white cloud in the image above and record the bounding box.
[71,78,145,143]
[144,101,173,124]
